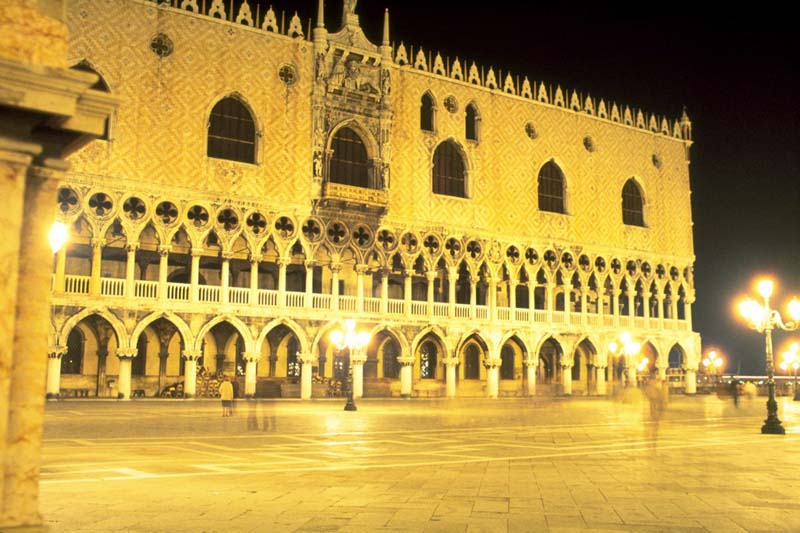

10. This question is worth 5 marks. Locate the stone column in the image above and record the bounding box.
[626,289,635,327]
[158,245,170,301]
[379,268,389,314]
[561,364,573,395]
[277,257,288,307]
[627,363,638,388]
[46,346,67,399]
[426,271,436,318]
[249,256,259,305]
[684,367,697,394]
[190,248,201,302]
[524,357,537,396]
[485,358,500,398]
[580,288,589,325]
[443,356,459,398]
[181,350,202,398]
[657,365,667,381]
[595,366,607,396]
[528,283,537,323]
[89,238,104,295]
[116,348,138,400]
[242,352,260,398]
[563,281,572,324]
[509,280,517,318]
[684,295,694,329]
[355,265,366,312]
[469,275,478,318]
[447,266,458,318]
[397,356,414,398]
[304,260,314,308]
[54,246,66,294]
[330,263,340,311]
[352,350,367,398]
[125,243,137,298]
[546,282,555,322]
[221,252,232,304]
[299,353,317,400]
[612,289,621,327]
[488,276,497,321]
[404,269,413,317]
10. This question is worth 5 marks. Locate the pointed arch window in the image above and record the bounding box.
[330,127,371,188]
[207,97,256,164]
[465,102,479,141]
[622,179,645,226]
[420,341,437,379]
[537,160,566,213]
[433,141,466,198]
[420,92,435,132]
[464,344,480,379]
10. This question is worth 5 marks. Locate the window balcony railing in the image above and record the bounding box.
[53,276,692,333]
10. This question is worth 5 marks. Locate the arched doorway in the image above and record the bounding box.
[60,314,121,397]
[573,339,597,395]
[538,338,562,387]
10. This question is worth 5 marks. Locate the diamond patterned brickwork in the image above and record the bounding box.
[65,0,693,265]
[388,67,692,259]
[67,0,313,210]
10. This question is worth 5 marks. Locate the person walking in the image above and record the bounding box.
[219,376,234,417]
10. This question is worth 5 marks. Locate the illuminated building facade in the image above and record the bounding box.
[48,0,701,400]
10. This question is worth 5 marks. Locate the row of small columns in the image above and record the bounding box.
[47,346,700,399]
[52,244,692,324]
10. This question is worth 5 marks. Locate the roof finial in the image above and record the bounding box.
[316,0,324,28]
[382,8,390,46]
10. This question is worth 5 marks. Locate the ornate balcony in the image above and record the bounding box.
[320,181,388,215]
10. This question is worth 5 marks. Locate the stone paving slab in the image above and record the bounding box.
[35,395,800,532]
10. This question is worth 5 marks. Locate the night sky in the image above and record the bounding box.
[246,0,798,373]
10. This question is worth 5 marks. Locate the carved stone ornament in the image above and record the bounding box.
[150,33,174,58]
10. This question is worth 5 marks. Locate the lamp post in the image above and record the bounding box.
[779,342,800,401]
[702,349,725,388]
[738,278,800,434]
[330,319,371,412]
[608,332,641,388]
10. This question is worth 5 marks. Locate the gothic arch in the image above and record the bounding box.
[536,158,570,214]
[58,308,128,349]
[455,330,492,359]
[410,325,451,358]
[194,314,254,353]
[130,312,193,350]
[431,138,470,198]
[327,119,379,161]
[256,318,310,356]
[367,324,411,356]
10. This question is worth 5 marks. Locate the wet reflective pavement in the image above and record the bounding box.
[40,394,800,532]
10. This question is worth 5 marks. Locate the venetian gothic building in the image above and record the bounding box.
[48,0,701,401]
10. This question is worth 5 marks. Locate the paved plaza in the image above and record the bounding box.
[35,394,800,532]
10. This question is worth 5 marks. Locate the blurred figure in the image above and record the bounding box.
[219,376,234,417]
[644,378,666,446]
[743,381,757,400]
[729,378,740,408]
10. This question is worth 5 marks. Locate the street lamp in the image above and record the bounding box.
[330,319,371,412]
[779,341,800,401]
[49,221,68,253]
[608,332,641,387]
[738,278,800,434]
[702,349,725,384]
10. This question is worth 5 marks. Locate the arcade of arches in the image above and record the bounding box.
[48,309,698,399]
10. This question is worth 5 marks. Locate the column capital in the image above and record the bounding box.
[330,262,342,274]
[483,357,502,369]
[91,237,106,248]
[249,254,262,264]
[351,353,368,364]
[404,269,416,278]
[48,346,67,358]
[469,275,480,285]
[355,264,368,274]
[298,353,318,365]
[115,348,138,359]
[425,270,438,282]
[159,245,172,256]
[522,357,537,367]
[304,259,315,268]
[191,247,204,257]
[221,251,235,261]
[277,256,291,267]
[397,356,415,366]
[242,351,261,363]
[126,242,139,253]
[442,356,460,367]
[182,350,203,361]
